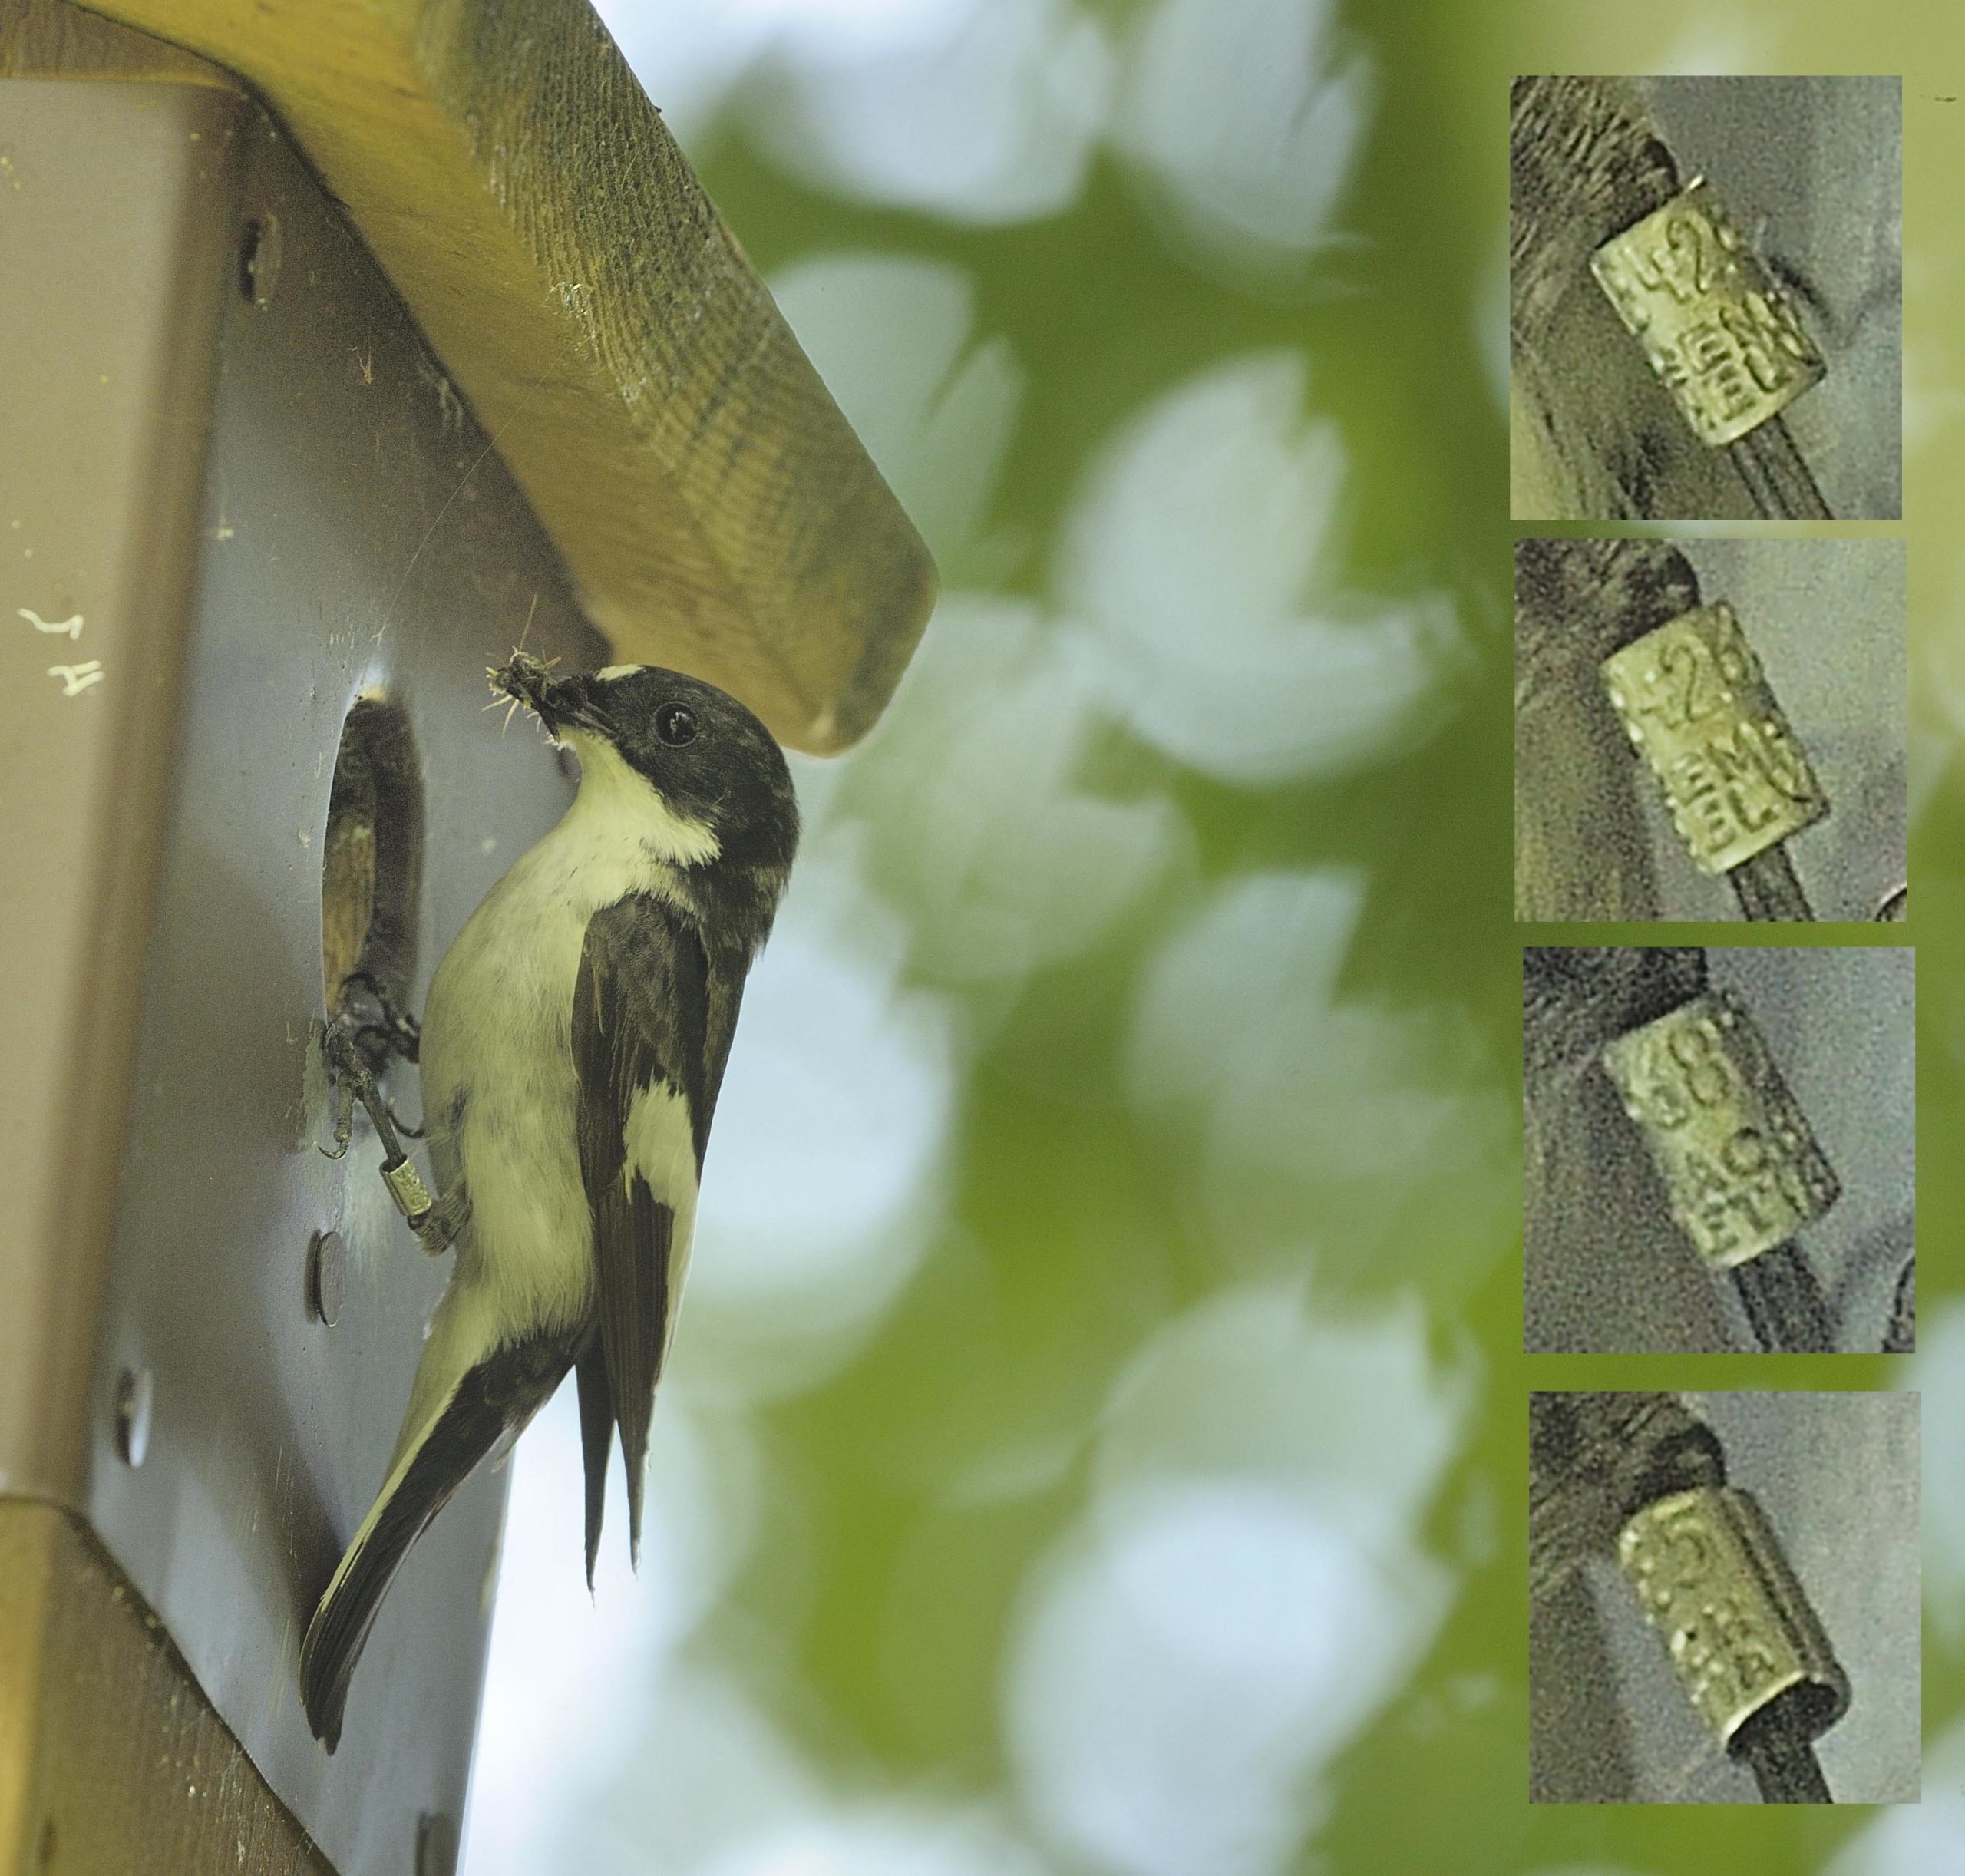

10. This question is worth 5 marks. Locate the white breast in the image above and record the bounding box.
[417,733,710,1336]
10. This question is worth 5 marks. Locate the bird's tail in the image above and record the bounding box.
[299,1314,576,1749]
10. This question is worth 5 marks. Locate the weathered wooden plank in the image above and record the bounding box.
[0,1500,333,1876]
[0,18,243,1504]
[0,0,224,80]
[52,0,936,751]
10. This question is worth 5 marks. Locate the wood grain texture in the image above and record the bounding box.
[61,0,937,752]
[0,1500,332,1876]
[0,0,228,82]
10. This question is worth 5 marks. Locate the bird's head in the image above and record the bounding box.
[496,652,798,872]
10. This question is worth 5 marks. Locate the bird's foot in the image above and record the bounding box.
[319,1017,438,1237]
[335,968,421,1067]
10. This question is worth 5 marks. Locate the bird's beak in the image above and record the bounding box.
[495,652,613,739]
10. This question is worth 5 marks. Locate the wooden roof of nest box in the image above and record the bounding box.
[27,0,940,754]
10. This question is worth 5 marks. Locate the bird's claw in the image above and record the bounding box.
[319,1070,355,1161]
[319,1008,438,1235]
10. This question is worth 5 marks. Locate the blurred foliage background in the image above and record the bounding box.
[461,2,1964,1871]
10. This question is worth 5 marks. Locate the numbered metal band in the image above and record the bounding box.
[1591,180,1825,448]
[1602,604,1828,875]
[1619,1485,1850,1752]
[381,1154,433,1224]
[1601,989,1839,1270]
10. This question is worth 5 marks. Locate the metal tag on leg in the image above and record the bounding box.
[1591,180,1826,448]
[381,1155,433,1225]
[1602,990,1840,1270]
[1602,604,1828,876]
[1619,1484,1850,1752]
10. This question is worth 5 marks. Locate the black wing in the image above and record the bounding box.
[571,893,745,1574]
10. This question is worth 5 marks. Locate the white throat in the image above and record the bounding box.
[562,730,722,867]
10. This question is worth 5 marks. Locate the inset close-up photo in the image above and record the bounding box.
[1529,1389,1920,1805]
[1511,74,1901,520]
[1515,536,1906,923]
[1523,944,1913,1353]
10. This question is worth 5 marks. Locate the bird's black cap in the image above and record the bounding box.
[496,652,798,872]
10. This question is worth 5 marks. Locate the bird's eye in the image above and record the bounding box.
[654,703,698,748]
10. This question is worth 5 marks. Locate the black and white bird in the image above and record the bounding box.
[300,652,798,1749]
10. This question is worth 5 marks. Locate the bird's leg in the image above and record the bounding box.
[338,974,430,1139]
[319,1015,443,1245]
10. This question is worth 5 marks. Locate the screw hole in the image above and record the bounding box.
[239,213,282,309]
[115,1369,153,1468]
[307,1230,345,1327]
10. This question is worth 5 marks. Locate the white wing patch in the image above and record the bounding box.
[620,1077,702,1345]
[621,1078,697,1203]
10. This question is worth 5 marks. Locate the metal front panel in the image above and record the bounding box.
[61,88,599,1874]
